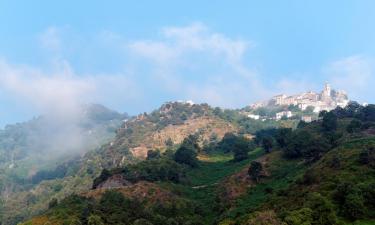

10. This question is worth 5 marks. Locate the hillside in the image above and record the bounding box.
[0,104,128,224]
[1,102,297,224]
[21,102,375,225]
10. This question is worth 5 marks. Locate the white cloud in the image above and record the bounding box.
[0,59,141,155]
[128,23,268,108]
[39,26,64,52]
[325,55,375,102]
[0,60,94,118]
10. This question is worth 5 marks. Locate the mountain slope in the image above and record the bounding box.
[0,104,128,224]
[22,103,375,225]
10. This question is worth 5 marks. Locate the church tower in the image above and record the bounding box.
[324,83,331,96]
[320,82,332,102]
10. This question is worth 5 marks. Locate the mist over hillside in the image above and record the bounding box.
[0,103,127,174]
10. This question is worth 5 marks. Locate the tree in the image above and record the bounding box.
[92,169,111,189]
[284,208,313,225]
[307,193,337,225]
[345,101,362,117]
[297,120,308,129]
[173,135,200,167]
[165,138,174,148]
[146,149,161,160]
[248,161,263,182]
[305,106,315,114]
[218,132,238,153]
[358,148,373,165]
[360,104,375,121]
[283,131,312,158]
[246,210,284,225]
[181,134,200,152]
[232,137,251,162]
[346,119,362,133]
[343,192,365,220]
[319,110,328,118]
[322,111,337,132]
[88,215,105,225]
[133,218,153,225]
[262,136,274,153]
[275,128,292,148]
[48,198,58,209]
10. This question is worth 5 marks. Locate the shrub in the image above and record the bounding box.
[48,198,58,209]
[262,136,274,153]
[322,111,337,132]
[92,169,111,189]
[248,161,263,182]
[246,210,284,225]
[146,149,161,160]
[174,145,198,167]
[343,192,365,220]
[346,119,362,133]
[284,208,313,225]
[233,137,252,162]
[306,193,337,225]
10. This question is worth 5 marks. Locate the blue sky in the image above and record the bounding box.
[1,1,375,128]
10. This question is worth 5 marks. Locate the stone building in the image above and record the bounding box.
[250,83,349,113]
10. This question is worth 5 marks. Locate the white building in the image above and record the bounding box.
[301,116,312,123]
[247,114,260,120]
[250,83,349,114]
[276,111,293,120]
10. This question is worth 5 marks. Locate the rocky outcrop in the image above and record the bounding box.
[95,174,131,189]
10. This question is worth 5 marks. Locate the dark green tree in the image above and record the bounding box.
[232,137,251,162]
[343,192,365,220]
[174,136,199,167]
[346,119,362,133]
[248,161,263,182]
[48,198,58,209]
[307,193,337,225]
[275,128,292,148]
[262,136,274,153]
[146,149,161,160]
[322,111,337,132]
[165,138,174,148]
[88,215,105,225]
[92,169,111,189]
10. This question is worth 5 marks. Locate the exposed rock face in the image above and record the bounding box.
[95,174,131,189]
[83,181,179,205]
[127,116,238,159]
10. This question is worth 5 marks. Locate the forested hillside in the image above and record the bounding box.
[1,102,295,224]
[22,102,375,225]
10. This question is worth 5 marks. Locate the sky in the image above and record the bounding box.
[1,0,375,128]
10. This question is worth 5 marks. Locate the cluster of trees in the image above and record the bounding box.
[174,134,200,167]
[254,108,346,162]
[333,181,375,220]
[148,102,211,128]
[47,190,204,225]
[93,157,186,189]
[203,132,255,162]
[93,131,259,189]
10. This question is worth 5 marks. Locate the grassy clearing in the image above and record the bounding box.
[160,148,264,224]
[224,152,307,219]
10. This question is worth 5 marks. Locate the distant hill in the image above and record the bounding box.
[0,104,127,224]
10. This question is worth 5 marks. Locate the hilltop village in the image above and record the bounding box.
[247,83,349,121]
